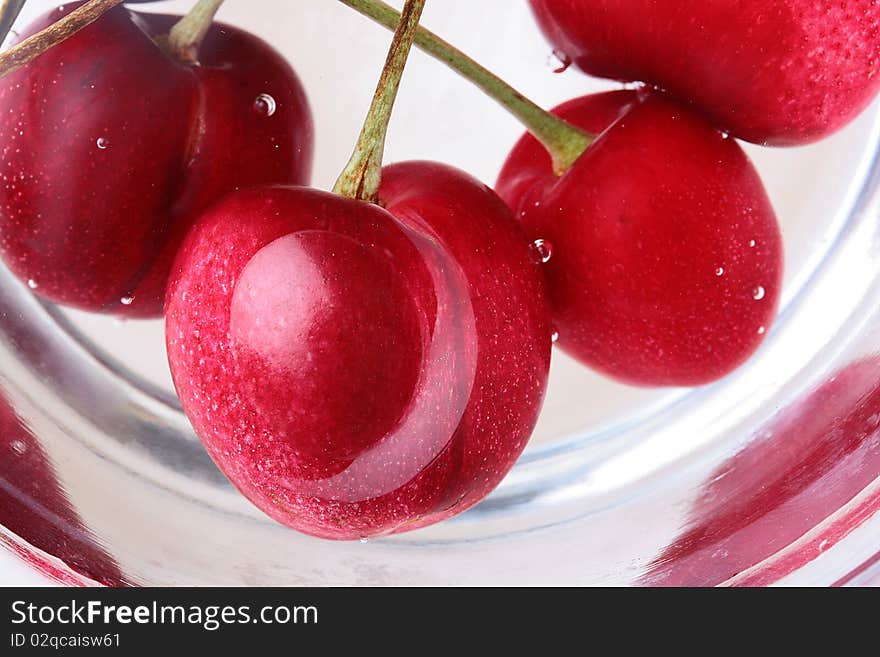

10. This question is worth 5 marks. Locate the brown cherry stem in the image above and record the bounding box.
[333,0,427,203]
[0,0,124,80]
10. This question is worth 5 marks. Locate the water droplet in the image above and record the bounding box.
[720,131,731,140]
[715,267,725,277]
[10,440,26,455]
[96,137,109,150]
[551,331,560,343]
[547,49,571,73]
[120,296,134,306]
[749,239,757,248]
[530,238,553,264]
[753,286,766,301]
[254,93,277,117]
[359,538,369,544]
[26,279,38,289]
[757,326,766,335]
[621,80,646,91]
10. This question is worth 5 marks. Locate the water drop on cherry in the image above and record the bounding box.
[530,238,553,263]
[548,49,572,73]
[254,93,277,117]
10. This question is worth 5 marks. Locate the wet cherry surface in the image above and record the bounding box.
[497,91,783,387]
[0,2,313,317]
[529,0,880,145]
[165,163,551,539]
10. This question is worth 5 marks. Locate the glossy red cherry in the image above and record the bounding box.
[497,91,783,387]
[165,162,551,539]
[0,3,313,316]
[529,0,880,145]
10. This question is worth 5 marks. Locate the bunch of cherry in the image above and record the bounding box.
[0,0,877,540]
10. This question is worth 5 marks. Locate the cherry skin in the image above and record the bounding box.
[529,0,880,146]
[0,3,313,317]
[497,91,783,387]
[165,163,551,540]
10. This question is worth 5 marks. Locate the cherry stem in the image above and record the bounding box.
[334,0,426,203]
[338,0,594,175]
[0,0,124,79]
[168,0,225,65]
[0,0,26,46]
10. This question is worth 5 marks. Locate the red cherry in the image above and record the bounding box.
[0,3,313,317]
[497,91,783,387]
[165,163,551,539]
[529,0,880,145]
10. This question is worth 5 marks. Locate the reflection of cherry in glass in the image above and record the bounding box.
[0,400,125,585]
[644,358,880,586]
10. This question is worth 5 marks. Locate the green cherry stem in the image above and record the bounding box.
[0,0,124,79]
[334,0,427,203]
[0,0,26,46]
[168,0,225,65]
[338,0,594,175]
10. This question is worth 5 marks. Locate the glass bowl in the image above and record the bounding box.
[1,0,880,586]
